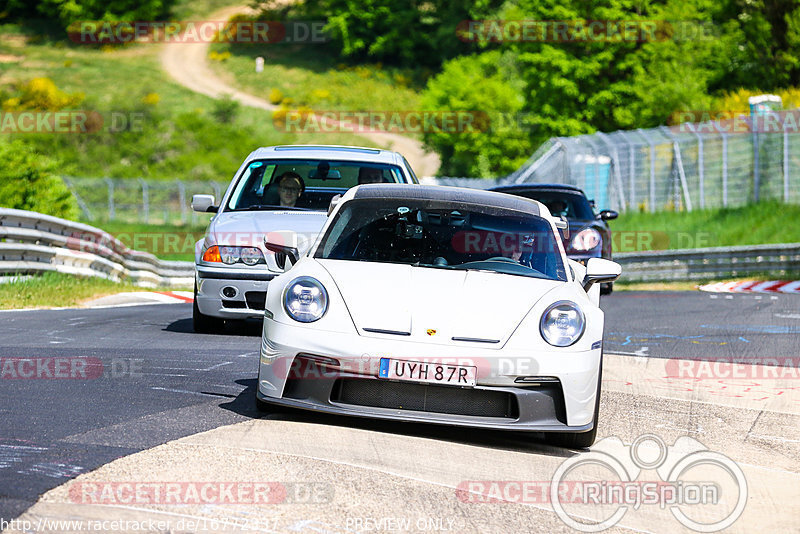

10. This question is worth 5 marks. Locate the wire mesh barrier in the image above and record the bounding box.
[62,177,228,225]
[63,104,800,224]
[505,111,800,212]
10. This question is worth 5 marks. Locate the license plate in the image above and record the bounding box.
[379,358,477,387]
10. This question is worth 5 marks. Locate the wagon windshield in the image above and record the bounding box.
[226,159,406,212]
[315,198,567,281]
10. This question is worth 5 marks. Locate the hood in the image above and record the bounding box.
[207,210,328,248]
[319,259,563,347]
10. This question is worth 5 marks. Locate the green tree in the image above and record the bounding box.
[421,50,533,177]
[0,140,78,219]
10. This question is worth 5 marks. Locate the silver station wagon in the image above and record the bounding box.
[191,145,419,332]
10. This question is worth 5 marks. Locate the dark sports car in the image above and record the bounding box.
[490,183,618,294]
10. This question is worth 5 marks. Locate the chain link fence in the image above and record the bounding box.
[63,106,800,222]
[505,110,800,212]
[63,177,227,225]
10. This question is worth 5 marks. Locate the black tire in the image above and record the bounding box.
[192,283,225,333]
[600,282,613,295]
[545,358,603,449]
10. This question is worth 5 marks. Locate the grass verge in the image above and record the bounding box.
[209,41,424,129]
[88,220,207,261]
[0,272,163,310]
[612,201,800,252]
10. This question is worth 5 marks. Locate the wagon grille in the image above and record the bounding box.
[331,378,519,419]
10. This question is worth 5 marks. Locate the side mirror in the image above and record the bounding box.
[583,258,621,292]
[191,194,218,213]
[555,215,569,239]
[597,210,618,221]
[327,194,342,216]
[264,231,300,271]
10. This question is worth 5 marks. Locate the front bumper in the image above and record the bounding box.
[258,319,601,432]
[196,264,276,319]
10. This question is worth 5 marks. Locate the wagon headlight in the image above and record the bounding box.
[540,301,585,347]
[283,277,328,323]
[571,228,601,251]
[205,245,265,265]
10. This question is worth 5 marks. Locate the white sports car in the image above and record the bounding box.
[256,184,621,447]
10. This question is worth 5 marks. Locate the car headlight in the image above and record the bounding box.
[540,301,585,347]
[571,228,601,251]
[239,247,263,265]
[283,277,328,323]
[202,245,264,265]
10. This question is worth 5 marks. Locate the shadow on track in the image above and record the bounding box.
[219,379,576,458]
[163,318,262,336]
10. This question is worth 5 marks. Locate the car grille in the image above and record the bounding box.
[331,378,519,419]
[245,291,267,310]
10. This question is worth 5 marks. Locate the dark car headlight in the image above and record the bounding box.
[570,228,602,252]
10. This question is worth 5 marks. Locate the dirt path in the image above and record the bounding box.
[159,5,441,177]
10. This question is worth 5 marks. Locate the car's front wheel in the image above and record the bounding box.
[545,362,602,449]
[192,283,225,333]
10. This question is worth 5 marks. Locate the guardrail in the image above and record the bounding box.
[615,242,800,282]
[2,208,797,286]
[0,208,194,287]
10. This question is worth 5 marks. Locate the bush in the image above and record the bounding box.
[1,77,83,111]
[268,88,284,105]
[210,95,240,124]
[0,140,78,220]
[4,0,177,32]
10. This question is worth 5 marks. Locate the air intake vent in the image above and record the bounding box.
[331,379,518,419]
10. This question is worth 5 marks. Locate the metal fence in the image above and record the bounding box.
[63,177,228,225]
[506,111,800,212]
[63,107,800,224]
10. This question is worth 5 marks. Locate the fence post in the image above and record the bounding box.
[625,133,636,210]
[211,181,222,204]
[138,178,149,224]
[104,178,115,221]
[176,180,187,225]
[636,128,657,212]
[784,125,790,203]
[752,115,760,202]
[660,126,693,212]
[685,123,705,209]
[513,141,563,184]
[712,123,729,207]
[61,177,94,221]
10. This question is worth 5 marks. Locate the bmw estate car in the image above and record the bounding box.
[490,183,618,294]
[256,184,621,447]
[191,145,419,332]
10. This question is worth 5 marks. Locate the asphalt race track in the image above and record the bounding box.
[1,291,798,532]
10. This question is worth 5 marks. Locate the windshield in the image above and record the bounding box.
[315,199,567,281]
[226,159,407,212]
[508,190,595,220]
